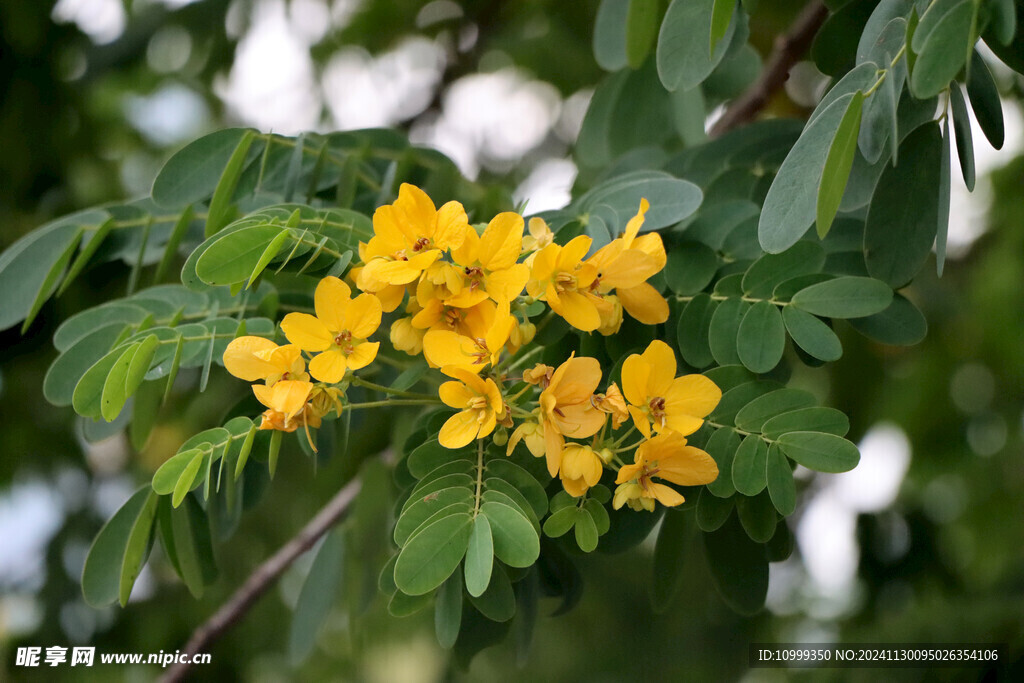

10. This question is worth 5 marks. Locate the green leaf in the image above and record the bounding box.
[705,427,741,497]
[936,118,952,277]
[484,459,548,518]
[665,241,717,295]
[857,17,907,164]
[696,487,733,532]
[949,83,976,191]
[543,507,579,538]
[966,52,1005,149]
[790,276,892,318]
[987,0,1017,45]
[388,588,432,617]
[117,490,159,607]
[761,407,850,440]
[766,444,797,515]
[464,514,495,598]
[759,93,861,253]
[577,170,703,234]
[909,0,974,98]
[82,487,154,607]
[708,298,748,366]
[153,129,257,208]
[467,564,516,622]
[594,0,630,70]
[731,435,768,496]
[0,212,97,331]
[45,323,128,407]
[812,0,879,76]
[574,509,600,552]
[396,496,473,548]
[173,450,207,507]
[195,224,294,287]
[58,217,114,297]
[100,343,141,422]
[394,512,473,596]
[737,491,777,543]
[782,307,843,361]
[677,293,717,368]
[407,440,471,479]
[247,227,292,287]
[742,241,826,299]
[234,423,257,479]
[711,380,780,425]
[777,431,860,473]
[584,499,610,535]
[848,292,928,345]
[651,509,691,609]
[817,91,865,239]
[702,514,768,614]
[153,448,205,495]
[626,0,661,68]
[710,0,737,55]
[434,572,463,650]
[157,495,217,598]
[736,301,785,373]
[289,528,345,665]
[658,0,739,91]
[125,334,160,397]
[130,380,163,451]
[483,483,540,533]
[482,501,540,568]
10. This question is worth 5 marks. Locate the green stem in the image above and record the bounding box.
[345,398,441,410]
[498,343,546,374]
[349,376,435,400]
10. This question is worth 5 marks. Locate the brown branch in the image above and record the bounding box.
[709,1,830,138]
[159,477,363,683]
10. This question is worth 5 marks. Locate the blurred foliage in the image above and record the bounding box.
[1,0,1024,681]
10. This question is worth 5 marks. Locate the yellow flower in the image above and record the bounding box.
[222,337,309,385]
[538,355,607,476]
[357,183,470,290]
[280,276,382,383]
[591,382,629,429]
[506,418,546,458]
[308,385,344,420]
[448,212,530,306]
[613,431,718,511]
[421,298,515,373]
[522,363,553,386]
[596,294,623,336]
[390,316,425,356]
[526,235,605,332]
[252,380,318,433]
[522,216,554,253]
[437,367,505,448]
[621,340,721,438]
[585,199,669,325]
[559,444,604,497]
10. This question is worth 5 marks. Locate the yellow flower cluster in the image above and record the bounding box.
[219,183,721,510]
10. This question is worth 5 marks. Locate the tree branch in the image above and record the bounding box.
[709,1,830,138]
[159,477,363,683]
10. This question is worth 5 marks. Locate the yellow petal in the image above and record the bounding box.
[395,183,437,239]
[658,446,719,487]
[615,462,643,485]
[553,403,606,439]
[550,355,603,402]
[551,291,601,332]
[223,336,280,381]
[345,293,383,339]
[558,235,593,269]
[439,380,475,409]
[628,405,652,438]
[543,423,564,477]
[281,313,333,352]
[439,410,480,448]
[620,352,651,406]
[271,380,314,419]
[640,340,676,397]
[560,473,589,498]
[346,341,379,370]
[450,222,479,267]
[375,283,406,313]
[314,276,352,332]
[529,243,559,282]
[619,282,669,324]
[478,212,524,271]
[434,200,470,251]
[485,263,529,302]
[622,198,649,246]
[309,349,348,383]
[422,331,481,371]
[649,482,685,507]
[252,383,274,409]
[596,249,656,290]
[664,374,722,418]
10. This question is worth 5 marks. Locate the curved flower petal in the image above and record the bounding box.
[281,313,333,352]
[271,379,314,419]
[439,380,476,409]
[620,353,651,407]
[478,212,524,271]
[640,340,677,397]
[423,331,482,371]
[314,276,352,332]
[346,341,379,370]
[649,482,686,507]
[439,409,480,448]
[309,349,348,383]
[619,282,669,324]
[434,200,470,251]
[223,336,280,381]
[663,374,722,418]
[345,293,383,339]
[551,291,601,332]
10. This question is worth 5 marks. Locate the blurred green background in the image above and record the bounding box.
[1,1,1022,680]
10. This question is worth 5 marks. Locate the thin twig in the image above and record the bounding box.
[709,1,830,138]
[159,477,362,683]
